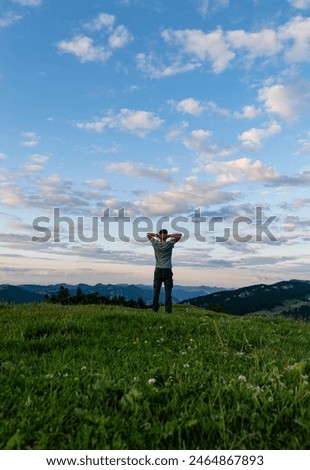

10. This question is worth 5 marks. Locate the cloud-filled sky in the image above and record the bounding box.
[0,0,309,288]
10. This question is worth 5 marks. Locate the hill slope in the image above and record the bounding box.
[0,285,44,304]
[181,279,310,317]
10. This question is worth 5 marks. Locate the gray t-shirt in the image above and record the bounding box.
[151,238,177,269]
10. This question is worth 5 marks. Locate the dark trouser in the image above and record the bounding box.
[152,268,173,313]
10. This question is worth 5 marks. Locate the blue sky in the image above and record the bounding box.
[0,0,309,288]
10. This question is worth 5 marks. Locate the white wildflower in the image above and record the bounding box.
[246,384,262,393]
[25,396,32,407]
[286,362,304,372]
[238,375,247,382]
[148,378,156,385]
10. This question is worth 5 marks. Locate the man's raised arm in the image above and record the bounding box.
[147,232,157,241]
[147,232,183,242]
[168,233,182,243]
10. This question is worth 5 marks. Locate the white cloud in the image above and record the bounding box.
[83,13,115,31]
[108,25,133,49]
[85,179,109,189]
[135,53,200,78]
[290,197,310,209]
[75,109,163,137]
[203,101,231,117]
[89,142,121,155]
[226,16,310,66]
[21,131,39,147]
[234,105,262,120]
[227,28,282,59]
[134,176,236,216]
[166,122,189,141]
[22,154,49,173]
[107,161,179,182]
[174,98,205,116]
[0,11,22,28]
[23,164,44,173]
[278,16,310,63]
[195,0,229,18]
[172,98,259,120]
[0,182,25,206]
[57,13,133,64]
[204,157,279,184]
[0,152,7,160]
[183,129,214,154]
[32,176,93,212]
[238,121,281,148]
[144,17,310,78]
[38,175,61,186]
[29,154,49,164]
[57,35,112,63]
[267,170,310,187]
[12,0,41,6]
[288,0,310,10]
[162,28,235,73]
[296,134,310,155]
[183,128,236,167]
[116,109,163,136]
[75,116,111,133]
[196,0,210,17]
[182,128,235,163]
[258,81,310,120]
[298,140,310,156]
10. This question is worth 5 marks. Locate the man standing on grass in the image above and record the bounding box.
[147,229,182,314]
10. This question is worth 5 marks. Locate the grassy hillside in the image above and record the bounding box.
[0,303,309,450]
[182,280,310,316]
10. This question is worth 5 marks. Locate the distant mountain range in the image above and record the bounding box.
[0,283,225,305]
[181,279,310,320]
[1,280,309,320]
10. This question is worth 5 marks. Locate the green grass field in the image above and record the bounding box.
[0,303,309,450]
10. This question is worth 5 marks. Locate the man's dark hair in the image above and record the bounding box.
[159,229,168,235]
